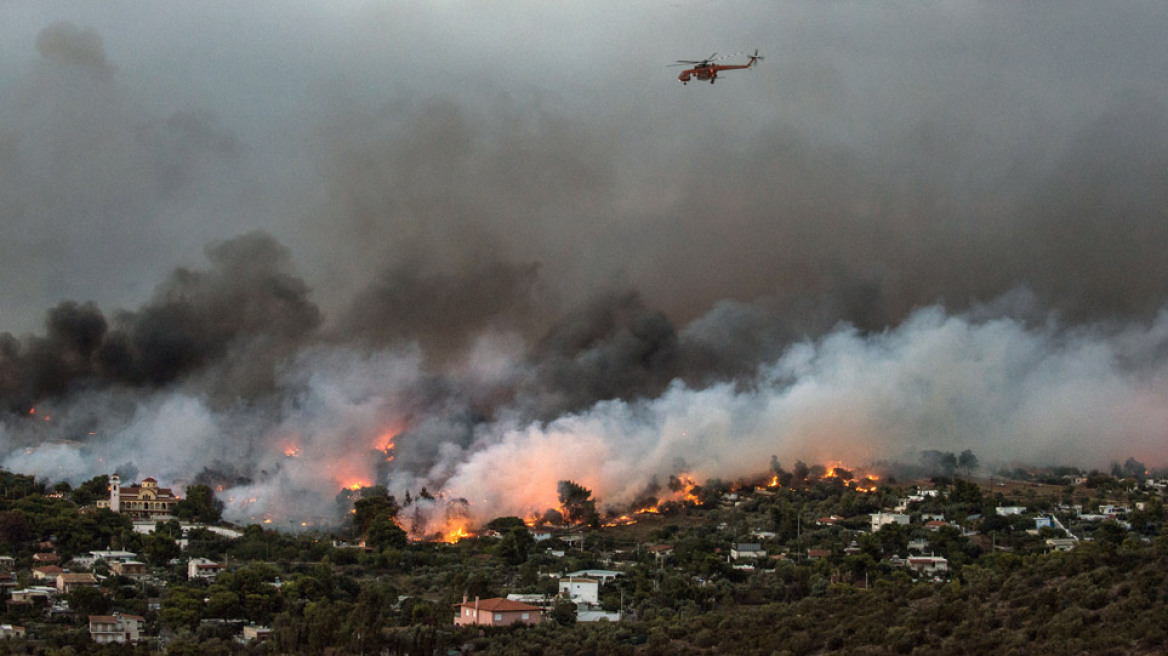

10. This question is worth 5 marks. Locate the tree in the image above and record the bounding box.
[921,450,958,477]
[353,495,399,535]
[70,474,110,507]
[486,516,528,532]
[175,484,224,523]
[496,526,535,565]
[958,449,980,475]
[366,516,408,550]
[558,480,595,525]
[0,511,31,545]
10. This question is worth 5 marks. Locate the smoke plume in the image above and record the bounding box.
[2,7,1168,532]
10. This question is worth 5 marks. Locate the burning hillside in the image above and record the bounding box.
[3,11,1168,535]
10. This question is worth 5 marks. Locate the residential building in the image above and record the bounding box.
[871,512,910,532]
[0,556,15,569]
[57,572,99,594]
[907,556,949,575]
[731,543,767,560]
[188,558,225,580]
[577,609,622,622]
[644,544,674,560]
[241,624,272,642]
[31,566,63,582]
[995,506,1026,516]
[0,624,25,639]
[559,577,600,605]
[89,613,145,644]
[110,561,148,578]
[9,587,56,604]
[453,597,542,626]
[563,569,623,584]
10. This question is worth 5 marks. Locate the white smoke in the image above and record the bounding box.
[432,304,1168,527]
[4,301,1168,532]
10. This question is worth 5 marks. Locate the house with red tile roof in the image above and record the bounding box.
[453,597,543,626]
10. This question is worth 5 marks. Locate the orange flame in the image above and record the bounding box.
[443,523,470,543]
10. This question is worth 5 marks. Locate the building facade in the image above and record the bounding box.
[89,613,145,644]
[97,475,179,520]
[453,597,542,627]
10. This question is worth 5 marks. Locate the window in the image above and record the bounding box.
[494,613,502,621]
[522,613,530,620]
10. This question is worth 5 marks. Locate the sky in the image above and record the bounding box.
[2,2,1168,531]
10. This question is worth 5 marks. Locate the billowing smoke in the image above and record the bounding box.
[3,10,1168,532]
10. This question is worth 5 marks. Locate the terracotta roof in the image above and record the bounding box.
[455,597,542,612]
[33,566,64,574]
[59,573,98,583]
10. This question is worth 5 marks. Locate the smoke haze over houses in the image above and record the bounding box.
[2,3,1168,529]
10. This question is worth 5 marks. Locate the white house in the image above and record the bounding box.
[187,558,225,580]
[731,543,767,560]
[563,570,623,584]
[89,613,145,644]
[906,556,948,575]
[558,577,600,605]
[995,506,1026,516]
[871,513,910,532]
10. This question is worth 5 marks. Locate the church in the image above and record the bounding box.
[96,475,180,520]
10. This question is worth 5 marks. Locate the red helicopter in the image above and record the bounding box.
[672,50,763,85]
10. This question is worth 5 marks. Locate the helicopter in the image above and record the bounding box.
[671,49,763,85]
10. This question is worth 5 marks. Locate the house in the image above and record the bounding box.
[731,543,767,560]
[89,613,145,644]
[577,609,622,622]
[31,552,58,564]
[86,550,139,564]
[97,475,180,520]
[110,561,148,578]
[0,556,15,569]
[0,624,25,639]
[995,506,1026,516]
[31,566,64,582]
[559,577,600,605]
[807,548,831,560]
[1045,538,1077,552]
[57,572,99,594]
[0,573,15,592]
[1035,516,1053,530]
[9,587,57,604]
[644,544,673,560]
[188,558,225,580]
[751,530,777,540]
[453,597,542,626]
[241,624,272,642]
[816,515,843,526]
[871,513,910,532]
[563,570,623,584]
[924,520,948,531]
[907,556,949,575]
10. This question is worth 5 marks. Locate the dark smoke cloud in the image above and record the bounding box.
[0,232,320,413]
[2,5,1168,529]
[34,21,112,74]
